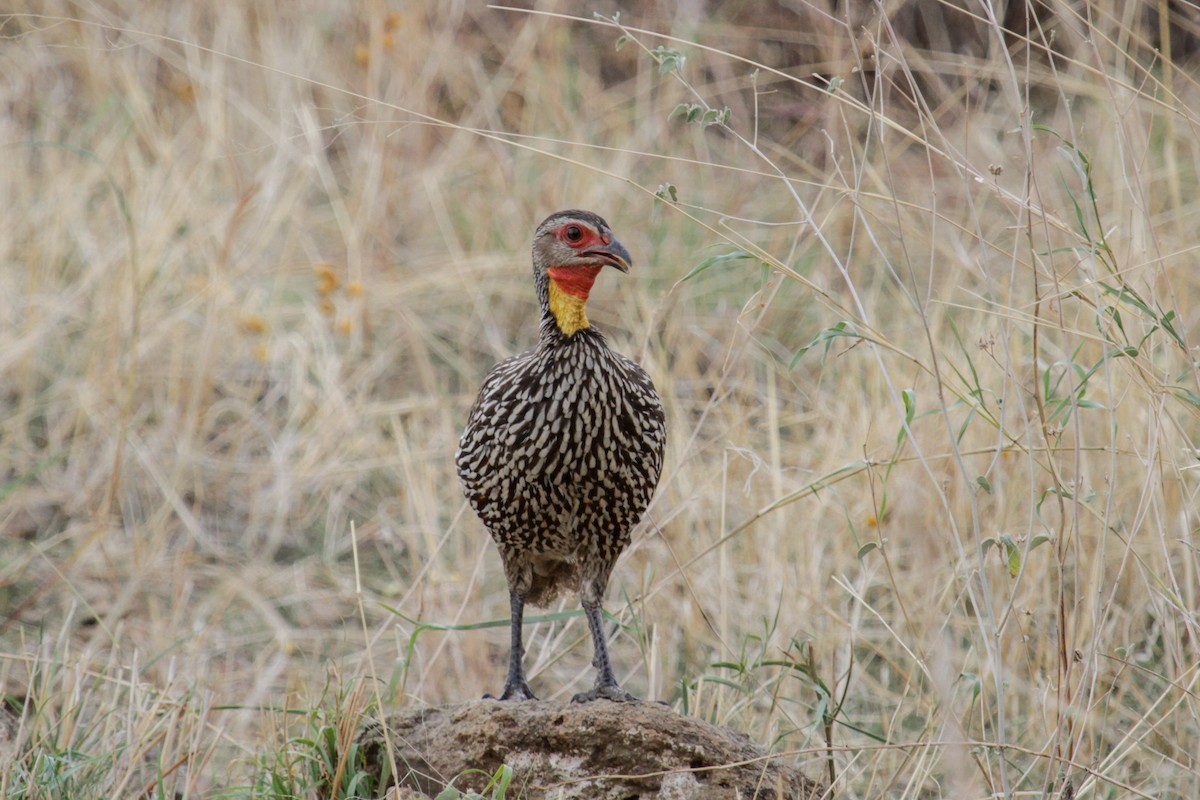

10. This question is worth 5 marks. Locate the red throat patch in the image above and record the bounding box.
[547,265,603,299]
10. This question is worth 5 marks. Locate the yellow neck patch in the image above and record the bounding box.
[548,278,589,336]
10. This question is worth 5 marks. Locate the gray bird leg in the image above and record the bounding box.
[571,595,638,703]
[489,591,537,701]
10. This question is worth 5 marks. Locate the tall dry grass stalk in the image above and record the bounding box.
[2,2,1198,797]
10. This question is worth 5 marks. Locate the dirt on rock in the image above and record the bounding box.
[360,699,823,799]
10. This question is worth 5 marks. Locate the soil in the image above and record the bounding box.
[360,699,824,799]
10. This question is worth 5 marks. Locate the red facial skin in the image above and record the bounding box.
[545,223,621,299]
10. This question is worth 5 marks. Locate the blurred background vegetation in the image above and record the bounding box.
[2,1,1199,797]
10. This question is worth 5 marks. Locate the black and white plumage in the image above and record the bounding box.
[456,210,666,703]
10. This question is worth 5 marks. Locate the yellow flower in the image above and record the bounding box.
[239,314,268,334]
[315,264,339,295]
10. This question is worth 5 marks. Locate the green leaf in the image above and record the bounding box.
[856,541,878,559]
[654,183,678,203]
[813,694,829,725]
[1030,533,1052,550]
[615,35,629,51]
[651,45,686,74]
[1058,166,1091,242]
[790,321,867,370]
[903,388,916,421]
[1099,281,1153,315]
[955,403,978,444]
[490,764,513,798]
[669,103,693,121]
[699,676,753,692]
[1174,388,1200,409]
[1072,344,1138,391]
[976,475,992,494]
[896,388,916,447]
[1037,487,1073,517]
[682,249,756,280]
[1159,308,1186,349]
[997,534,1021,577]
[671,104,733,127]
[1102,305,1125,339]
[1003,541,1020,577]
[691,106,732,127]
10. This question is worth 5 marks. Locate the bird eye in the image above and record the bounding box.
[564,225,583,243]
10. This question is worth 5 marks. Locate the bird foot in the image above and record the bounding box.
[485,680,538,701]
[571,684,639,703]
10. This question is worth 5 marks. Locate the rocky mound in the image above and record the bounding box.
[359,699,822,799]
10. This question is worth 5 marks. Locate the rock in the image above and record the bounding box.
[359,700,823,799]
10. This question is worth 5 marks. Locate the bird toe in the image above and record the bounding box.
[571,685,639,703]
[491,681,538,701]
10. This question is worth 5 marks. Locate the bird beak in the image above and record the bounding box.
[585,239,632,273]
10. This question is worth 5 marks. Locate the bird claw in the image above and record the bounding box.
[486,681,538,701]
[571,684,639,703]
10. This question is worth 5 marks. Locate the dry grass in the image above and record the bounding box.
[2,1,1199,798]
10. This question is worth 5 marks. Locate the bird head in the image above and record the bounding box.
[532,210,632,337]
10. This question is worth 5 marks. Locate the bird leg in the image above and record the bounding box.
[571,596,638,703]
[488,591,537,701]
